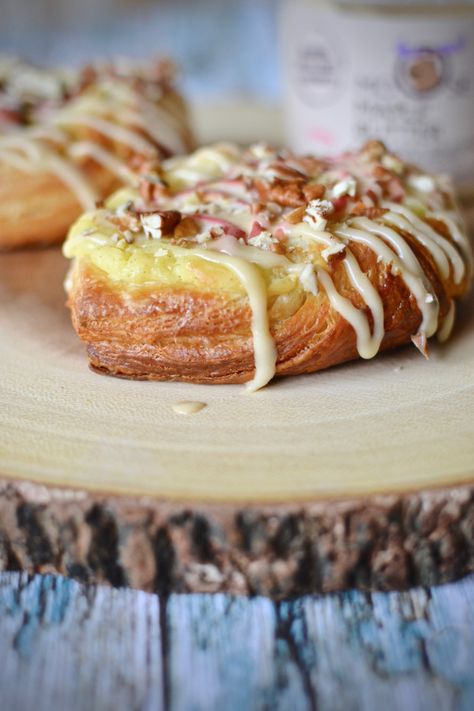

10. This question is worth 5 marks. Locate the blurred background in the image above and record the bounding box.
[1,0,280,102]
[2,0,474,190]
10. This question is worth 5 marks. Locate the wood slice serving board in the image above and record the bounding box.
[1,237,473,597]
[0,93,473,593]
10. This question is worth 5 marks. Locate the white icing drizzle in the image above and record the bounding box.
[187,246,277,392]
[69,141,137,185]
[381,210,450,280]
[135,102,188,155]
[381,201,465,284]
[0,133,44,162]
[342,250,385,356]
[428,210,473,275]
[209,234,289,270]
[317,268,379,359]
[53,113,156,155]
[29,125,68,145]
[92,80,189,154]
[43,151,98,209]
[335,223,439,338]
[351,216,425,277]
[437,301,456,343]
[0,148,34,172]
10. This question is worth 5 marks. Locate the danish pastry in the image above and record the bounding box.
[0,57,193,249]
[63,141,473,390]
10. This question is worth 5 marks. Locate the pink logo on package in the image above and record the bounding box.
[395,37,467,95]
[307,126,335,146]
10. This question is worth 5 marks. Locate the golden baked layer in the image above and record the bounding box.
[64,141,473,390]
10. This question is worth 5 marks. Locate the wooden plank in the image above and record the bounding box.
[0,573,164,711]
[1,572,474,711]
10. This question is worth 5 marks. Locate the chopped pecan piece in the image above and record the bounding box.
[373,165,393,181]
[266,162,307,182]
[140,209,181,236]
[135,157,168,204]
[139,177,169,204]
[174,216,200,239]
[255,179,305,207]
[295,156,326,176]
[303,183,326,201]
[351,201,387,219]
[286,206,306,224]
[360,140,386,162]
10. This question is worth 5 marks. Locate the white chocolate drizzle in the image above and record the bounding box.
[381,201,465,284]
[187,246,277,392]
[342,250,385,356]
[69,141,137,185]
[338,218,439,338]
[53,113,156,155]
[428,210,473,276]
[437,301,456,343]
[317,268,379,359]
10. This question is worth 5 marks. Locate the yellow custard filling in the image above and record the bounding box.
[65,205,309,299]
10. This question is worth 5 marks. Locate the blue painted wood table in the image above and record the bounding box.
[1,571,473,711]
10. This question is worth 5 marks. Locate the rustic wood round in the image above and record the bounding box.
[0,205,473,595]
[2,245,474,501]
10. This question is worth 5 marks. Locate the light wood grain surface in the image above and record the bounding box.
[0,243,473,502]
[1,103,472,504]
[1,571,473,711]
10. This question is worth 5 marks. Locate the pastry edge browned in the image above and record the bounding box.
[66,231,459,385]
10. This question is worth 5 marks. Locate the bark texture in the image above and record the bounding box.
[1,478,473,597]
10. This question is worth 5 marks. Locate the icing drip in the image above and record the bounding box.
[437,301,456,343]
[172,401,206,415]
[179,246,276,392]
[381,201,465,284]
[43,151,98,209]
[317,268,379,359]
[342,250,385,357]
[428,210,473,276]
[345,217,440,337]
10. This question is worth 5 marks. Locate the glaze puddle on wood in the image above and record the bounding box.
[172,401,207,415]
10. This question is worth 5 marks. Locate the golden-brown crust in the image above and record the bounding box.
[0,160,119,250]
[66,234,452,385]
